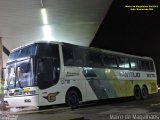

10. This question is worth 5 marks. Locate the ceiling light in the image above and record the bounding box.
[41,8,48,25]
[42,25,55,41]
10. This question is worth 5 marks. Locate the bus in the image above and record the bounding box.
[2,41,158,108]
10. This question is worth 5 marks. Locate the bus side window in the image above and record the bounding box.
[86,50,103,67]
[62,45,74,66]
[117,57,130,69]
[74,48,85,66]
[130,58,140,70]
[149,61,155,71]
[140,60,150,71]
[102,54,117,68]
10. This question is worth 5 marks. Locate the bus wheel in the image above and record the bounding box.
[141,86,148,99]
[66,90,79,109]
[134,86,141,100]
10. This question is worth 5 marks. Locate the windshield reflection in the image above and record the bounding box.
[5,66,15,89]
[4,59,34,89]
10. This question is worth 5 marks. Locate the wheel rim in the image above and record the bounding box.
[134,87,141,99]
[68,93,78,106]
[142,87,148,98]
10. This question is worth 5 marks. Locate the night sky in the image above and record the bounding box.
[90,0,160,85]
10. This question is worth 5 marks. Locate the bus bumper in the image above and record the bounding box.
[4,95,39,107]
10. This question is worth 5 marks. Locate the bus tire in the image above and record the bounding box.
[134,86,141,100]
[141,86,148,99]
[66,90,80,109]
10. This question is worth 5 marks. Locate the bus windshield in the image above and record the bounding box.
[8,44,37,63]
[5,43,60,90]
[4,59,34,89]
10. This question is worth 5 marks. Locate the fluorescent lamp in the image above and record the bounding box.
[41,8,55,41]
[42,25,55,41]
[41,8,48,25]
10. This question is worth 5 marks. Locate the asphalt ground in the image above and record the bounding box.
[1,92,160,120]
[72,92,160,120]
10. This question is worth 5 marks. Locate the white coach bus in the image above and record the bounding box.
[2,41,158,108]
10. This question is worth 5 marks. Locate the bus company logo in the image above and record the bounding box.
[43,92,60,102]
[66,72,79,77]
[147,73,156,78]
[119,72,140,78]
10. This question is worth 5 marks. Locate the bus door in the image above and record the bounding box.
[37,58,60,105]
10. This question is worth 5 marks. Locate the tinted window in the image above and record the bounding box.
[140,60,150,71]
[8,44,36,62]
[130,58,141,69]
[38,58,58,89]
[19,45,36,58]
[86,50,103,67]
[37,43,59,58]
[102,54,117,68]
[118,57,130,68]
[74,47,85,66]
[129,58,155,71]
[149,61,155,71]
[62,45,74,66]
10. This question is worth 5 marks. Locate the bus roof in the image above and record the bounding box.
[11,41,62,52]
[61,42,153,60]
[11,41,153,61]
[99,48,152,60]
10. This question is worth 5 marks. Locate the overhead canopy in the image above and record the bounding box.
[0,0,113,51]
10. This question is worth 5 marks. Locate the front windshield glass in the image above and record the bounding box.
[4,65,15,89]
[16,59,33,88]
[8,44,37,63]
[4,59,34,89]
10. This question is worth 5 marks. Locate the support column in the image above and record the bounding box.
[0,37,3,73]
[0,37,3,111]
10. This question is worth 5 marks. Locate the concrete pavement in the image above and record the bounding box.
[1,106,84,120]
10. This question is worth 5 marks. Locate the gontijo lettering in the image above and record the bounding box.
[119,72,140,78]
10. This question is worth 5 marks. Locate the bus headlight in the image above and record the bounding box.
[24,90,36,96]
